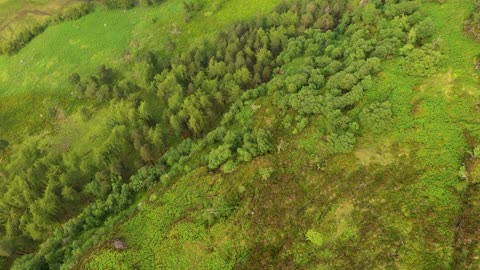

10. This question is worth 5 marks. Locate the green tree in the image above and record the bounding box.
[415,18,435,44]
[208,145,232,169]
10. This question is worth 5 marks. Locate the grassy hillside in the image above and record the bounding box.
[3,0,480,269]
[79,0,480,269]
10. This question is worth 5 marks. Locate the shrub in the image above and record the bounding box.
[79,106,93,121]
[208,145,233,169]
[326,132,355,154]
[359,102,393,134]
[474,145,480,158]
[401,44,441,77]
[306,230,323,246]
[259,167,274,180]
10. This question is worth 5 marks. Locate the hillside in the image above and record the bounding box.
[2,0,480,269]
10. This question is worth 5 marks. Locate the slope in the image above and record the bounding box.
[75,0,480,269]
[73,1,480,269]
[6,0,480,269]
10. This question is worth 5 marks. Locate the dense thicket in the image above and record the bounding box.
[267,0,434,153]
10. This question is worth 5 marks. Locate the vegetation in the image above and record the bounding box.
[0,0,93,55]
[2,0,480,269]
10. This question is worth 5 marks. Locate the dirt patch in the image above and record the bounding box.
[416,71,455,98]
[333,200,354,238]
[354,148,394,166]
[410,97,424,117]
[56,108,65,120]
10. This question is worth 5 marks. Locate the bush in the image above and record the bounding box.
[237,129,273,161]
[79,106,93,121]
[326,132,355,154]
[56,2,93,21]
[259,167,274,180]
[401,44,441,76]
[208,145,233,169]
[306,230,323,246]
[359,102,393,134]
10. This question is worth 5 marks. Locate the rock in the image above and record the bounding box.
[113,239,127,250]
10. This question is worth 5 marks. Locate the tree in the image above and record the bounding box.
[314,13,334,31]
[169,114,185,135]
[233,67,252,88]
[131,60,155,89]
[140,144,156,164]
[256,129,273,154]
[208,145,232,169]
[235,51,246,70]
[415,18,435,44]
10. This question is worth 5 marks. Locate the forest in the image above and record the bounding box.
[1,0,480,269]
